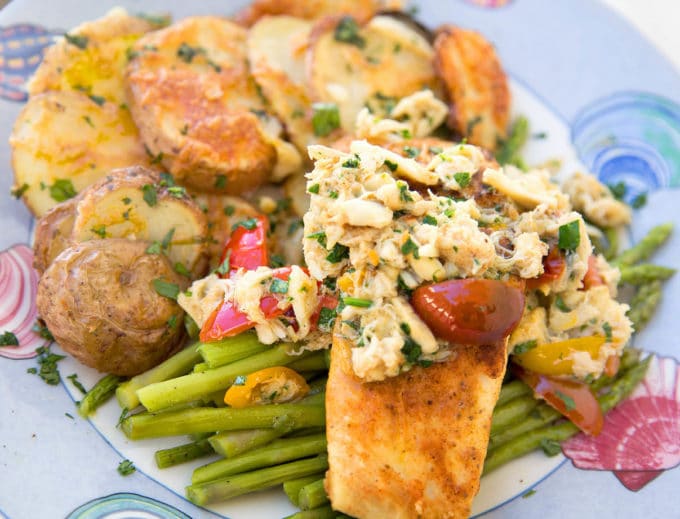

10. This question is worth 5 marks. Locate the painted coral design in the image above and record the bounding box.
[460,0,513,7]
[66,492,191,519]
[0,244,46,359]
[562,355,680,491]
[0,23,60,102]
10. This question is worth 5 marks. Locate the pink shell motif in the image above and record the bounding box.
[460,0,513,8]
[562,355,680,491]
[0,244,46,359]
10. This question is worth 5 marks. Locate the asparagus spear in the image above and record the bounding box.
[116,343,202,410]
[299,478,330,510]
[611,222,673,267]
[121,403,325,439]
[490,395,539,435]
[496,379,531,407]
[78,374,123,418]
[138,343,310,412]
[198,333,269,368]
[155,438,214,468]
[209,426,292,458]
[283,505,337,519]
[288,351,329,372]
[618,264,675,285]
[496,116,529,167]
[284,474,325,507]
[628,281,662,331]
[192,433,327,485]
[186,454,329,506]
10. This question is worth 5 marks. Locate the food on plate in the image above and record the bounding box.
[433,25,510,150]
[69,166,209,277]
[36,238,187,376]
[8,3,676,518]
[234,0,404,27]
[125,16,301,194]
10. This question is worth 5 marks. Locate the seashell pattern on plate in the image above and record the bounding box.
[0,23,60,102]
[65,492,191,519]
[571,91,680,204]
[0,244,46,359]
[562,355,680,490]
[460,0,513,7]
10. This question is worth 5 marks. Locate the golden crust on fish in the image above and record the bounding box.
[10,90,151,217]
[325,334,507,519]
[307,15,440,132]
[28,7,165,103]
[125,16,277,194]
[433,25,510,151]
[234,0,404,27]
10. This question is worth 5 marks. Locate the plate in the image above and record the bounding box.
[1,1,679,518]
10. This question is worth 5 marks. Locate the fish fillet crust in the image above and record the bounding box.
[325,334,507,518]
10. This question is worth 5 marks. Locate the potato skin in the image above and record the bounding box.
[37,239,187,376]
[32,196,79,276]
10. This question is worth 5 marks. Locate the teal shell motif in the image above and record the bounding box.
[0,23,60,102]
[66,493,191,519]
[571,91,680,203]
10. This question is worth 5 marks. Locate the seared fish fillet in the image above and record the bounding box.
[325,335,507,519]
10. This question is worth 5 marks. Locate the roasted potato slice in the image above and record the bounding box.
[125,16,284,194]
[37,239,186,376]
[10,90,151,217]
[433,25,510,151]
[71,166,209,278]
[235,0,404,26]
[307,15,441,131]
[32,196,79,275]
[28,7,167,104]
[190,193,260,270]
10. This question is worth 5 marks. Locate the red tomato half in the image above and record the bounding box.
[411,278,525,345]
[514,365,604,436]
[582,255,605,290]
[526,245,565,290]
[218,215,269,276]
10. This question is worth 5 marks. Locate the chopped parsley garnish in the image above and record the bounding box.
[177,42,204,63]
[117,459,136,476]
[152,279,180,300]
[159,172,176,187]
[142,184,157,206]
[342,156,360,168]
[399,322,411,335]
[608,181,626,200]
[161,228,175,250]
[555,391,576,411]
[397,275,413,297]
[67,373,87,395]
[214,175,227,189]
[167,315,178,328]
[454,172,471,188]
[428,145,443,155]
[82,115,94,127]
[49,179,77,202]
[307,231,327,248]
[232,218,259,231]
[555,296,571,312]
[328,190,339,199]
[401,335,422,364]
[29,345,66,385]
[513,339,537,355]
[145,241,162,255]
[135,12,171,27]
[122,196,132,205]
[308,183,320,194]
[317,307,337,333]
[33,321,54,342]
[558,220,580,251]
[88,94,105,106]
[326,243,349,264]
[400,129,412,139]
[234,375,247,386]
[602,322,613,342]
[215,250,231,276]
[270,254,286,268]
[311,103,340,137]
[90,225,107,238]
[342,297,372,308]
[223,205,235,216]
[403,146,420,158]
[0,331,19,346]
[270,278,289,294]
[631,192,647,209]
[423,215,437,226]
[398,182,413,202]
[539,438,562,457]
[323,277,337,291]
[167,186,186,198]
[401,237,420,259]
[11,183,29,199]
[384,159,398,172]
[174,262,190,277]
[64,33,88,49]
[523,489,537,499]
[334,16,365,48]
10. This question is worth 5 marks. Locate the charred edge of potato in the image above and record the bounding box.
[70,166,209,278]
[32,196,80,276]
[433,25,510,152]
[125,17,277,195]
[36,239,187,376]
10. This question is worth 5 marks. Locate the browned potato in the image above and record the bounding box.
[71,166,209,278]
[32,196,79,275]
[307,15,441,131]
[235,0,404,26]
[433,25,510,151]
[125,16,278,194]
[37,239,187,376]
